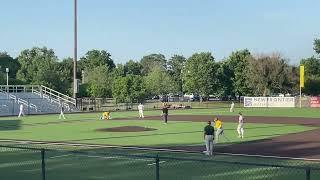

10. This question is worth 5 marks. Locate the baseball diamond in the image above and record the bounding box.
[1,108,320,180]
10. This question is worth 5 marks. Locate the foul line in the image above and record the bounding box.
[1,139,320,162]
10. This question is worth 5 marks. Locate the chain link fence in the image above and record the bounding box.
[76,98,240,112]
[1,144,320,180]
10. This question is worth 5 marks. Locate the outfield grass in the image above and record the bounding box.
[0,110,315,147]
[1,107,320,124]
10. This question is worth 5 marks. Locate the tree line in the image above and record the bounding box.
[0,39,319,102]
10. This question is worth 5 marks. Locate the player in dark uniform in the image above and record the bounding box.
[204,121,215,156]
[162,104,169,124]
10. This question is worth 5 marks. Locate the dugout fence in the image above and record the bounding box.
[1,144,320,180]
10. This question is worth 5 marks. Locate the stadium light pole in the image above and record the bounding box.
[73,0,78,99]
[6,68,9,93]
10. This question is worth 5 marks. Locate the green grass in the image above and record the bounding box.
[0,111,315,146]
[1,146,319,180]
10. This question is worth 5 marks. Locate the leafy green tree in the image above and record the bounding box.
[56,57,73,95]
[304,78,320,96]
[314,39,320,55]
[0,52,20,79]
[0,71,6,85]
[167,55,186,94]
[299,38,320,96]
[112,75,146,103]
[300,56,320,95]
[140,54,166,75]
[0,52,22,85]
[227,49,252,97]
[246,54,293,96]
[125,60,142,75]
[182,52,218,98]
[79,50,115,71]
[215,61,235,97]
[301,56,320,79]
[16,47,61,89]
[112,64,126,77]
[84,65,113,97]
[145,66,177,96]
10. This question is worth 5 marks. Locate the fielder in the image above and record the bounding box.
[230,102,235,112]
[214,117,230,143]
[237,112,244,138]
[100,111,111,120]
[138,103,144,119]
[18,104,24,118]
[59,104,66,120]
[203,121,215,156]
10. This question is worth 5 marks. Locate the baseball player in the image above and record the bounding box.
[237,112,244,138]
[214,117,230,143]
[59,104,66,119]
[203,121,215,156]
[138,103,144,119]
[18,104,24,118]
[100,111,111,120]
[162,103,169,124]
[230,102,235,112]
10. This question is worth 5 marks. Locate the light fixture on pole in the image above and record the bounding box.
[5,68,9,93]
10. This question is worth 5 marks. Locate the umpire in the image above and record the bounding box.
[204,121,214,156]
[162,104,169,124]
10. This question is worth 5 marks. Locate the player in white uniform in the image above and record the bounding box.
[230,102,235,112]
[138,103,144,119]
[18,104,24,117]
[237,112,244,138]
[59,104,66,119]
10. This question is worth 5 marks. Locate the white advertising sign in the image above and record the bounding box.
[244,97,295,107]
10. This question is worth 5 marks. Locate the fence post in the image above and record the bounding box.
[155,155,160,180]
[306,167,310,180]
[41,149,46,180]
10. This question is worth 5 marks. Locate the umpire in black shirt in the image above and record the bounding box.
[204,121,214,156]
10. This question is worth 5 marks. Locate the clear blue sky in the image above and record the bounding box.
[1,0,319,64]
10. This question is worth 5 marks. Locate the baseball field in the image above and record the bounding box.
[1,107,320,179]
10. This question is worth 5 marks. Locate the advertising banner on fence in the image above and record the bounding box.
[310,97,320,108]
[244,97,268,107]
[244,97,295,107]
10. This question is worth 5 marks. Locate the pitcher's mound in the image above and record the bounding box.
[96,126,157,132]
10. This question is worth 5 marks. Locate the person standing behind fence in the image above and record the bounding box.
[237,112,244,139]
[138,103,144,119]
[59,103,66,119]
[204,121,215,156]
[18,104,24,118]
[162,104,169,124]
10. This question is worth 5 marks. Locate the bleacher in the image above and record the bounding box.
[0,85,78,116]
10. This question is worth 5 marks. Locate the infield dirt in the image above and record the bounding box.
[122,115,320,159]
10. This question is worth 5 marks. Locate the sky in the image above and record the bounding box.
[1,0,320,64]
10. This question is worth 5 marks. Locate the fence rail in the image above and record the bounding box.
[0,145,319,180]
